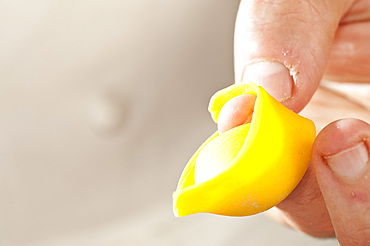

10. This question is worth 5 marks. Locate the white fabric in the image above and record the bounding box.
[0,1,338,245]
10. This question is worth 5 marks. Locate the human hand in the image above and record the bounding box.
[219,0,370,244]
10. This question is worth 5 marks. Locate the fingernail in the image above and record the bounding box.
[241,61,293,102]
[324,142,369,181]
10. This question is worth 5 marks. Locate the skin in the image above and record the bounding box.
[217,94,256,134]
[218,0,370,244]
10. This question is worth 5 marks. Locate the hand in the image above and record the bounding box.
[219,0,370,244]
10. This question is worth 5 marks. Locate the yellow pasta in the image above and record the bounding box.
[173,83,316,217]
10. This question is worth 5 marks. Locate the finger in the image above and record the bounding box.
[217,94,256,134]
[312,119,370,245]
[234,0,353,112]
[272,164,335,238]
[341,0,370,24]
[325,22,370,83]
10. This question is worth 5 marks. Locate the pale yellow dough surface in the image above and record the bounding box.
[194,124,251,184]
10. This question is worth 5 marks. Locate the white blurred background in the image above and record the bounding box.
[0,1,339,245]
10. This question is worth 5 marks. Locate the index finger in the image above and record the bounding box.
[234,0,353,112]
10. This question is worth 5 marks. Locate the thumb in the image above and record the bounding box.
[313,119,370,245]
[234,0,353,112]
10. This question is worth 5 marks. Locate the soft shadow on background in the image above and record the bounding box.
[0,1,339,245]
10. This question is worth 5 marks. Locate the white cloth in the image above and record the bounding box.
[0,1,338,245]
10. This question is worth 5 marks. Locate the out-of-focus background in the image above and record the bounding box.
[0,1,340,245]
